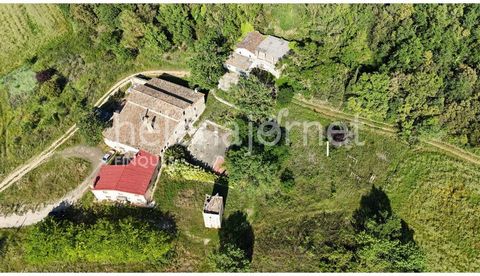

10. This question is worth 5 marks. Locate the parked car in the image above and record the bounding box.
[101,150,116,163]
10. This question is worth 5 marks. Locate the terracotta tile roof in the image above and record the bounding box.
[147,78,204,104]
[225,53,253,72]
[103,78,204,155]
[236,31,265,53]
[93,150,159,195]
[103,102,178,155]
[127,88,184,120]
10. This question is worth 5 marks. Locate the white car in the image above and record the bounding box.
[101,150,115,163]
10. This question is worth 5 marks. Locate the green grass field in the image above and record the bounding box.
[270,103,480,271]
[385,152,480,271]
[0,101,479,271]
[0,4,69,75]
[0,156,90,215]
[156,101,480,272]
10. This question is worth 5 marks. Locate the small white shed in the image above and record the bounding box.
[203,194,224,229]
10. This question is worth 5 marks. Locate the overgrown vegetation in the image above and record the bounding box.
[228,75,276,122]
[385,152,480,271]
[279,4,480,147]
[225,118,289,189]
[25,206,174,266]
[0,156,90,215]
[2,3,480,273]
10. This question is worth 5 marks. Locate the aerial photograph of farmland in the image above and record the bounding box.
[1,2,480,273]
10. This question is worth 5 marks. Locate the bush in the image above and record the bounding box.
[163,144,193,165]
[209,244,251,272]
[277,84,295,106]
[280,168,295,189]
[25,213,174,265]
[77,108,106,145]
[225,118,289,189]
[163,161,217,183]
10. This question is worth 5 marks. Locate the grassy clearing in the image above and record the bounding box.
[0,156,90,215]
[0,4,69,75]
[259,4,308,39]
[195,94,238,127]
[385,152,480,271]
[154,174,219,271]
[268,103,480,271]
[155,100,480,272]
[153,163,252,272]
[0,66,37,107]
[1,101,479,272]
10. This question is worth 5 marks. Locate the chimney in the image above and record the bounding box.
[150,116,156,130]
[146,120,154,132]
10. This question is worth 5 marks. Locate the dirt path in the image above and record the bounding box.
[0,70,188,193]
[0,146,103,228]
[210,89,239,110]
[204,90,480,166]
[292,97,480,166]
[421,139,480,166]
[291,97,396,135]
[0,125,78,193]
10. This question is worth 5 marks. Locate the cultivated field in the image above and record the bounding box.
[0,4,69,75]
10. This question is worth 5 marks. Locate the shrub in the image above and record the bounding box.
[25,215,174,265]
[209,244,251,272]
[280,168,295,189]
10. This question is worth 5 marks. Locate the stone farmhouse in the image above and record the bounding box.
[103,77,206,156]
[225,31,290,78]
[91,150,160,205]
[91,77,205,205]
[218,31,290,91]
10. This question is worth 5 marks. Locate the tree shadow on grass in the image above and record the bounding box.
[0,236,6,258]
[352,185,415,243]
[211,176,229,208]
[219,211,255,261]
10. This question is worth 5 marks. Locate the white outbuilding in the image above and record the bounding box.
[203,194,224,229]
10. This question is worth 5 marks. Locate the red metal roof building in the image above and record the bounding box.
[91,150,160,204]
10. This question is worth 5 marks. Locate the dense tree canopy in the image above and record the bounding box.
[280,4,480,146]
[188,31,229,89]
[77,108,105,145]
[229,75,276,122]
[225,118,289,189]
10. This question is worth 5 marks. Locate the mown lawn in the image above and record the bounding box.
[0,156,90,215]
